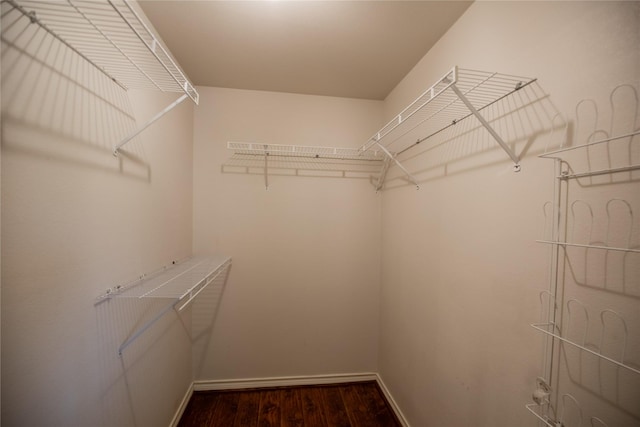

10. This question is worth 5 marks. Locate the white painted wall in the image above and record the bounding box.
[3,2,639,427]
[1,9,195,424]
[191,87,383,380]
[378,2,640,426]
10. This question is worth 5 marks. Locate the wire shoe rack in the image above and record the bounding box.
[530,84,640,427]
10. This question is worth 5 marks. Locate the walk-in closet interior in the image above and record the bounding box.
[1,1,638,426]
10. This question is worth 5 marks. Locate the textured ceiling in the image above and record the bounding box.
[139,1,472,100]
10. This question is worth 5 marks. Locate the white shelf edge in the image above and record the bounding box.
[94,256,232,356]
[227,142,385,162]
[531,322,640,375]
[540,130,640,158]
[557,163,640,179]
[525,404,555,427]
[536,240,640,253]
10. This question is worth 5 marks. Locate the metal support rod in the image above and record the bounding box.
[531,323,640,375]
[545,157,563,396]
[540,129,640,158]
[536,240,640,254]
[450,83,521,166]
[263,145,269,189]
[375,157,392,192]
[558,163,640,179]
[118,300,177,355]
[374,142,419,188]
[113,93,189,156]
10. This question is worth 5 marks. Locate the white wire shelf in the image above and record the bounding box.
[360,66,536,162]
[5,0,198,103]
[226,142,385,189]
[96,256,232,355]
[100,256,231,302]
[226,67,535,189]
[227,142,385,161]
[4,0,199,155]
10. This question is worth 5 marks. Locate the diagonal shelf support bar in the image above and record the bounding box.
[376,157,392,192]
[113,93,189,156]
[374,142,419,189]
[450,83,521,171]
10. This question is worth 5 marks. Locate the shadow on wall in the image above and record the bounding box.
[223,155,383,183]
[0,1,150,181]
[540,84,640,300]
[536,84,640,426]
[94,262,232,426]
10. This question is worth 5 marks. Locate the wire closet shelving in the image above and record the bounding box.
[227,66,537,190]
[96,256,232,355]
[4,0,199,155]
[528,84,640,427]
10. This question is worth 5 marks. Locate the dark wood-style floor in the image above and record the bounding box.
[178,381,402,427]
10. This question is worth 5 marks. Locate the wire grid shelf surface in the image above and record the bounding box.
[6,0,198,103]
[109,255,231,301]
[228,142,385,161]
[361,66,536,155]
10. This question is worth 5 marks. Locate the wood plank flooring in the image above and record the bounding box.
[178,381,402,427]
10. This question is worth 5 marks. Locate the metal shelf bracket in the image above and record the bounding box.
[449,82,521,170]
[113,93,190,156]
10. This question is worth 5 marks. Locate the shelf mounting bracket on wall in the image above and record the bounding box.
[374,141,419,190]
[113,93,190,156]
[264,145,270,189]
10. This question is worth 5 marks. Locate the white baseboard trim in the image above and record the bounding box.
[373,373,410,427]
[173,372,410,427]
[169,382,194,427]
[193,372,378,391]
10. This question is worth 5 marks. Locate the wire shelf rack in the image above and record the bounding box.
[96,256,232,355]
[3,0,199,155]
[5,0,198,102]
[227,142,384,161]
[360,66,536,161]
[226,66,537,189]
